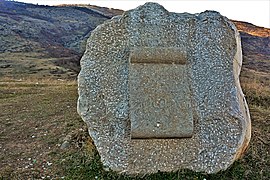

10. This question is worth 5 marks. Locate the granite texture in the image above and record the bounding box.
[77,2,251,174]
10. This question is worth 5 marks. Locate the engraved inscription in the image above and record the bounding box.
[129,48,194,139]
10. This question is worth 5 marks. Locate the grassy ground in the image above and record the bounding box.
[0,78,84,179]
[0,52,78,80]
[0,70,269,179]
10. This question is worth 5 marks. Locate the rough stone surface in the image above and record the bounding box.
[78,2,251,174]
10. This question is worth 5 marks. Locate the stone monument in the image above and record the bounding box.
[78,2,251,174]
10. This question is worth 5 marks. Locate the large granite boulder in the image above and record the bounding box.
[78,2,251,174]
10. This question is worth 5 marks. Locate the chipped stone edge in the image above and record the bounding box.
[228,20,252,160]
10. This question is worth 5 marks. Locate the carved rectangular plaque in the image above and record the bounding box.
[129,48,193,139]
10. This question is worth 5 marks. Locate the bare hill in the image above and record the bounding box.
[0,0,122,78]
[233,21,270,73]
[0,0,269,79]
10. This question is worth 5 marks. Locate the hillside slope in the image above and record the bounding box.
[0,1,269,79]
[233,21,270,73]
[0,0,116,54]
[0,0,122,78]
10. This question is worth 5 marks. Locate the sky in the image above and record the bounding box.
[14,0,270,28]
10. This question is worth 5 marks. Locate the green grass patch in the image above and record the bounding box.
[61,148,249,180]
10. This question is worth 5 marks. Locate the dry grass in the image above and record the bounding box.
[0,70,269,179]
[241,69,270,109]
[0,78,85,178]
[0,52,78,80]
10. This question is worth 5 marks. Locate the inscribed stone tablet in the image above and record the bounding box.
[129,48,193,138]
